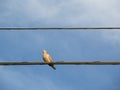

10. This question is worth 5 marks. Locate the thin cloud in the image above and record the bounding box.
[0,67,67,90]
[1,0,120,26]
[101,31,120,45]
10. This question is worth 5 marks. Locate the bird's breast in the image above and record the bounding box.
[43,54,51,62]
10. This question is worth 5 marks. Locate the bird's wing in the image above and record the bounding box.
[48,54,53,62]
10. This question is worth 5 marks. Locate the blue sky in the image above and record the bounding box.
[0,0,120,90]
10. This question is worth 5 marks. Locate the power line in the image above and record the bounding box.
[0,61,120,66]
[0,27,120,30]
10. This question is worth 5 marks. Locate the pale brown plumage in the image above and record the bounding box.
[42,50,56,70]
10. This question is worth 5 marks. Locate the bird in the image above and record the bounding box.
[42,50,56,70]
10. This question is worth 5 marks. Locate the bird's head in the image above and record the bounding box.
[43,50,47,53]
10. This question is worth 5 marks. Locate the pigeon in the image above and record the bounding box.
[42,50,56,70]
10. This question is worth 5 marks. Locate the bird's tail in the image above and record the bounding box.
[52,66,56,70]
[49,64,56,70]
